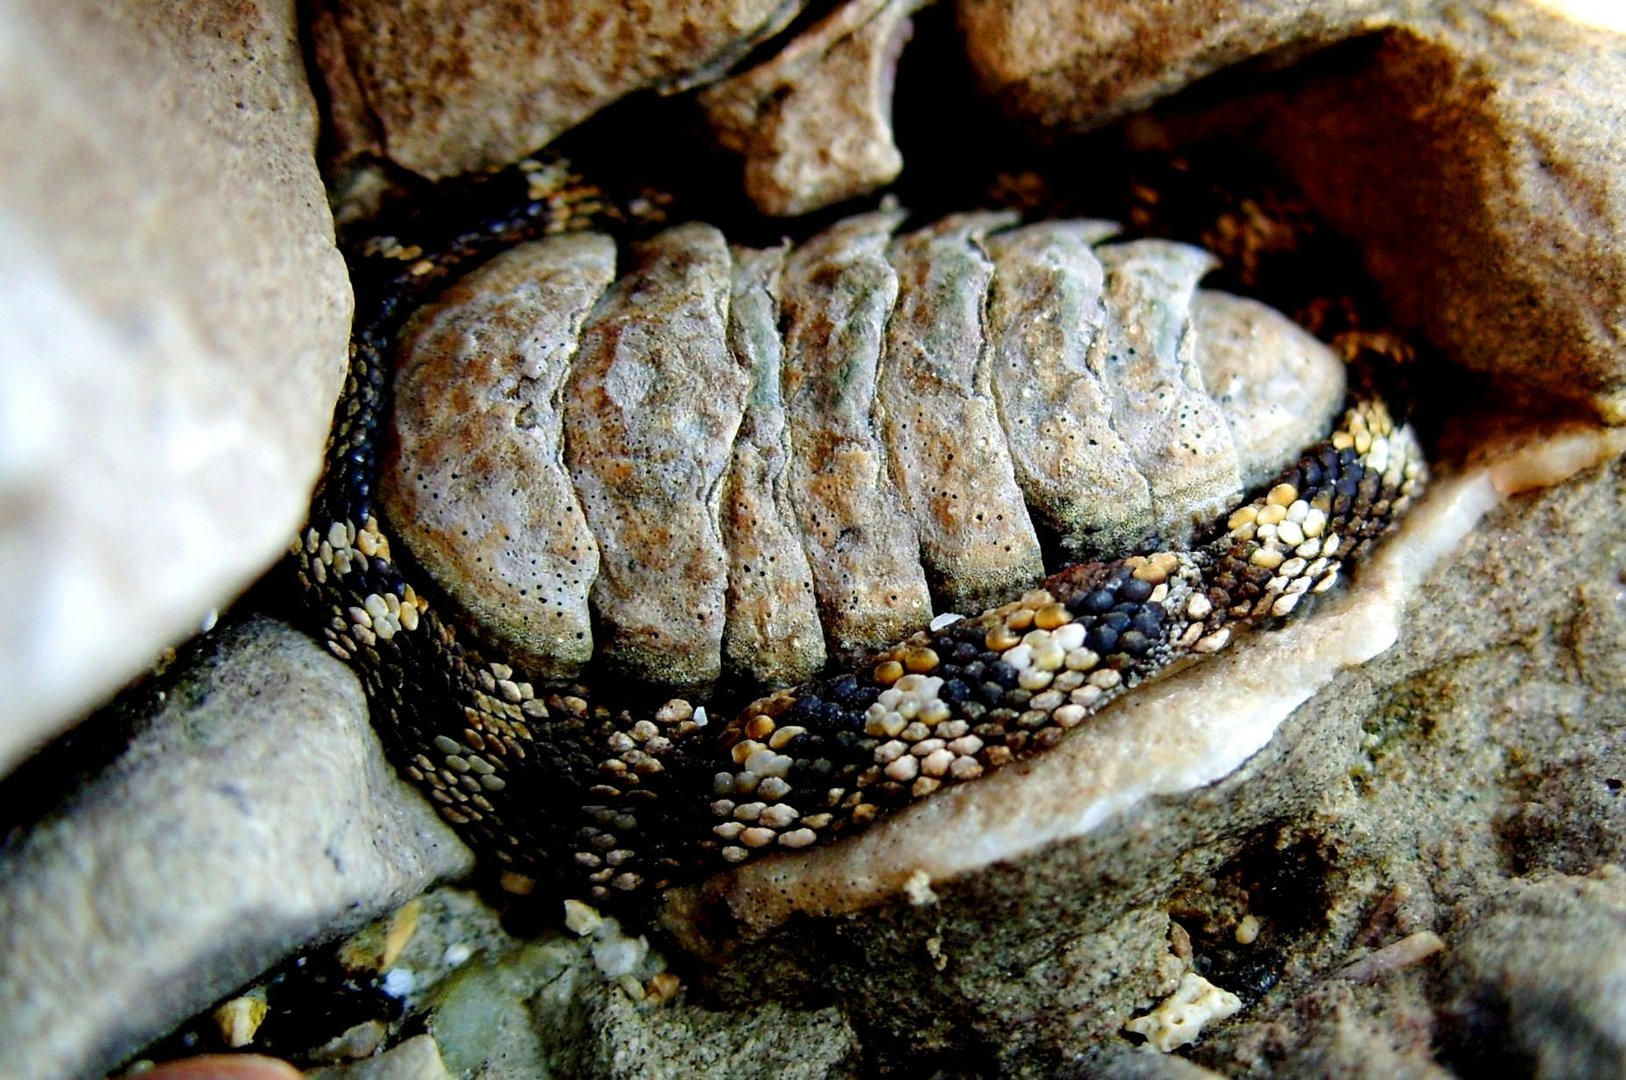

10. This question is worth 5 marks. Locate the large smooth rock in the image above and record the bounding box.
[1251,2,1626,419]
[310,0,806,179]
[0,0,351,776]
[954,0,1626,420]
[954,0,1420,136]
[0,617,472,1080]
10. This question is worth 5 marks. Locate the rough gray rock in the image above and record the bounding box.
[358,888,862,1080]
[310,0,805,179]
[0,617,471,1080]
[1440,871,1626,1078]
[699,0,927,216]
[777,208,933,661]
[0,0,351,777]
[383,212,1346,684]
[720,244,828,688]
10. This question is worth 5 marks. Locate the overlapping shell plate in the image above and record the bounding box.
[382,209,1348,694]
[290,160,1426,906]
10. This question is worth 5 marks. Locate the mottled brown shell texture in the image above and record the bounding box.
[295,164,1424,907]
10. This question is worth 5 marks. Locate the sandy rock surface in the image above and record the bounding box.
[954,0,1422,136]
[0,0,351,777]
[0,618,471,1080]
[310,0,805,178]
[1247,1,1626,420]
[700,0,927,216]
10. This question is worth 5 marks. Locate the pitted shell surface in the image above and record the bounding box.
[386,210,1347,688]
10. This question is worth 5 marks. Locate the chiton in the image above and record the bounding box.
[381,208,1347,694]
[295,163,1423,905]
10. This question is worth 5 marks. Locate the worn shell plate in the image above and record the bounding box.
[384,212,1346,689]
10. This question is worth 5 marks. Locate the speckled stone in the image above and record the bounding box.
[0,617,471,1080]
[699,0,927,216]
[720,244,828,688]
[881,211,1042,612]
[311,0,806,178]
[778,208,933,661]
[564,222,752,689]
[1191,290,1347,492]
[0,0,351,776]
[1091,239,1242,544]
[386,233,615,678]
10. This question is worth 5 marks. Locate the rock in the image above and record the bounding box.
[1440,871,1626,1077]
[135,1056,304,1080]
[1248,2,1626,420]
[880,211,1043,612]
[719,244,828,688]
[425,911,859,1080]
[699,0,927,216]
[0,0,351,777]
[655,426,1626,1074]
[382,210,1347,684]
[954,0,1419,137]
[385,233,616,679]
[957,0,1626,420]
[305,1035,452,1080]
[564,223,751,689]
[0,617,472,1080]
[310,0,807,179]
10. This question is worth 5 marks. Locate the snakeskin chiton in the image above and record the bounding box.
[381,209,1348,694]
